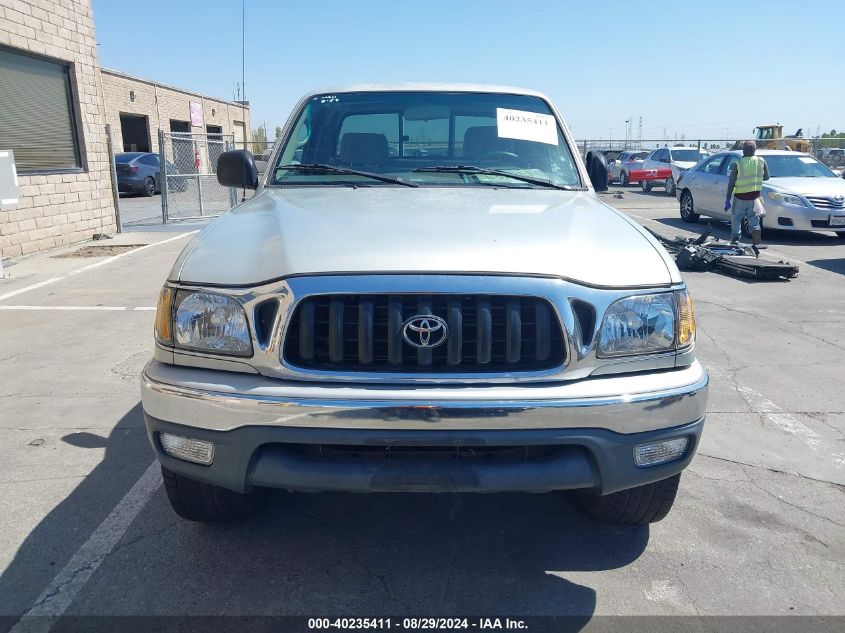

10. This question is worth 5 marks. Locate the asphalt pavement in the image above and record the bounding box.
[0,190,842,631]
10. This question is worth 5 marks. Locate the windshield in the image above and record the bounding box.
[669,149,706,162]
[765,155,836,178]
[270,91,581,188]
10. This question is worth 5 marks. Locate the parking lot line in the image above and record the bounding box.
[0,305,156,311]
[0,232,196,302]
[9,462,162,633]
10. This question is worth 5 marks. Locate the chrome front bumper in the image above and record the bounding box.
[141,360,708,494]
[141,360,708,434]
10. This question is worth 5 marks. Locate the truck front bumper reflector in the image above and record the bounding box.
[160,432,214,465]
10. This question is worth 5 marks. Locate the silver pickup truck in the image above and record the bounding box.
[141,84,708,525]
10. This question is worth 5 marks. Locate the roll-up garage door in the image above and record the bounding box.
[0,48,81,172]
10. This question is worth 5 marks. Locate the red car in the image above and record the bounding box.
[609,150,650,186]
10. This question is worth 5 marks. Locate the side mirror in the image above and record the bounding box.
[586,151,609,192]
[217,149,259,189]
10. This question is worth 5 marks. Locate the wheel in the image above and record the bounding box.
[641,180,652,193]
[143,177,156,197]
[578,474,681,525]
[620,171,629,187]
[665,176,675,196]
[679,190,700,223]
[161,465,267,522]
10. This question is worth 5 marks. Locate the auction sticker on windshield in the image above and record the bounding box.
[496,108,558,145]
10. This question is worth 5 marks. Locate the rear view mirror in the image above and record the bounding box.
[404,105,450,121]
[586,151,609,192]
[217,150,259,189]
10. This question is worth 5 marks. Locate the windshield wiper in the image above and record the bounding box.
[413,165,582,190]
[275,164,418,187]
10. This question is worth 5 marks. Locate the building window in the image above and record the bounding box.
[0,47,82,173]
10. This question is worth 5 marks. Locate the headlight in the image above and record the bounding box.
[598,289,695,357]
[599,293,675,356]
[767,191,806,206]
[173,290,252,356]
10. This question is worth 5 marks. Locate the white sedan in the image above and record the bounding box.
[675,149,845,235]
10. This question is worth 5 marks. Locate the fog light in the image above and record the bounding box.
[160,432,214,465]
[634,437,689,467]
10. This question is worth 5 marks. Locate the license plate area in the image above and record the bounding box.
[829,214,845,227]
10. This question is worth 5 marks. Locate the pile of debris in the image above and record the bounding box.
[649,229,799,281]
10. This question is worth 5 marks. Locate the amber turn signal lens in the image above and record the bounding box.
[154,287,174,344]
[676,288,695,347]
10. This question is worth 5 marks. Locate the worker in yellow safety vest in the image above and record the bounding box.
[724,140,770,251]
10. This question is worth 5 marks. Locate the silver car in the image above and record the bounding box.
[141,84,707,526]
[609,150,649,186]
[676,149,845,235]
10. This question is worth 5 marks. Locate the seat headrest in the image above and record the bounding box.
[339,133,389,165]
[462,126,509,158]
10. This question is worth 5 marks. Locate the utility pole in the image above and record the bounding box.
[625,119,630,147]
[638,116,642,148]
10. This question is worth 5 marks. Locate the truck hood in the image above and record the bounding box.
[766,176,845,196]
[171,187,677,288]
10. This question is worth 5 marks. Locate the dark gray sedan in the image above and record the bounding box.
[116,152,161,196]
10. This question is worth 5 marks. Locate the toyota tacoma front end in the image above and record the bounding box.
[141,85,708,525]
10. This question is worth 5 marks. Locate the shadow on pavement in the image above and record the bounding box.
[1,403,650,629]
[806,258,845,276]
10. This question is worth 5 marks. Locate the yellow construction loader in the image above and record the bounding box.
[733,125,811,153]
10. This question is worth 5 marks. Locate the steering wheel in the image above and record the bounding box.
[477,151,529,167]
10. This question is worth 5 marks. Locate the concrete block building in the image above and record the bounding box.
[0,0,251,259]
[1,0,116,258]
[101,69,250,155]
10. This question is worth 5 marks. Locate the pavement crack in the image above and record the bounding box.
[696,453,844,489]
[696,299,845,353]
[738,465,844,530]
[29,558,102,610]
[296,505,412,612]
[109,520,179,555]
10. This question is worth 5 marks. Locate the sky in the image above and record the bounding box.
[91,0,844,142]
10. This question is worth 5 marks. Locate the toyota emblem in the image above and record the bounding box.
[402,315,449,349]
[835,195,844,202]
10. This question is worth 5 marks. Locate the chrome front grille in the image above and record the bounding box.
[283,294,566,373]
[806,195,845,210]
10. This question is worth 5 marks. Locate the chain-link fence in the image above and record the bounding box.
[243,139,278,181]
[159,131,238,222]
[576,137,845,171]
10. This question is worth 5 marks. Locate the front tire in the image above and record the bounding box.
[665,176,676,196]
[162,466,267,522]
[641,180,652,193]
[680,190,700,223]
[620,171,629,187]
[578,474,681,525]
[143,177,156,197]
